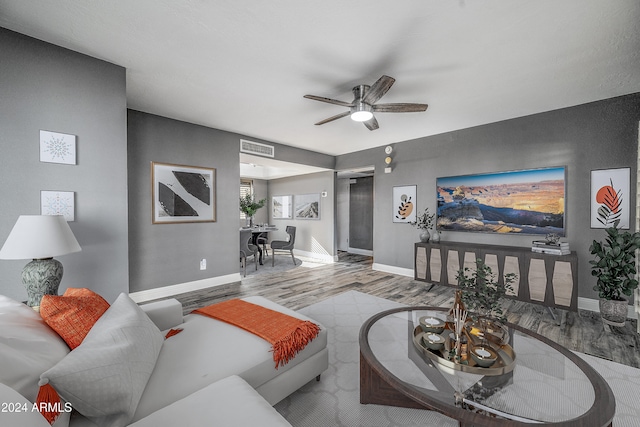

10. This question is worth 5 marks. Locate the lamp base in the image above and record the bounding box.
[22,258,63,307]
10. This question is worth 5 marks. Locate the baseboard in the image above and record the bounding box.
[293,249,337,263]
[129,273,241,304]
[348,247,373,256]
[578,296,636,319]
[372,263,414,277]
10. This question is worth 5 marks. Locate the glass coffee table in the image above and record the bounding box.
[359,306,615,427]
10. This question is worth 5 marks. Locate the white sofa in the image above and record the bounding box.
[0,293,328,427]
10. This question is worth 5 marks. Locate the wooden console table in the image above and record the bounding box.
[414,241,578,311]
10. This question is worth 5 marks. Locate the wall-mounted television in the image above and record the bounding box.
[436,166,566,236]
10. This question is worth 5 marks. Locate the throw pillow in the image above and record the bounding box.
[39,293,164,427]
[40,288,110,349]
[0,294,70,403]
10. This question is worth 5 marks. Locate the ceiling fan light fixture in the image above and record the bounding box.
[305,75,426,129]
[350,103,373,122]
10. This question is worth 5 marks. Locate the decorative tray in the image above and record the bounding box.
[412,321,516,376]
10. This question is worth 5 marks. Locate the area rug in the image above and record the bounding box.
[242,256,301,277]
[274,290,640,426]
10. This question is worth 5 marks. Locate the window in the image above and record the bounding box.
[240,180,253,219]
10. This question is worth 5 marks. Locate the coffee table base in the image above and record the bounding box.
[360,351,432,410]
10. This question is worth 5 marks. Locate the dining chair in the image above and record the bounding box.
[256,227,271,258]
[270,225,296,267]
[240,228,259,276]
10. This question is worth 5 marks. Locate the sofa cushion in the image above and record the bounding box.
[40,288,110,349]
[132,296,326,422]
[39,293,163,427]
[128,375,291,427]
[0,295,70,403]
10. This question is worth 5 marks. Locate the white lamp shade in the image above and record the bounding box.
[0,215,81,260]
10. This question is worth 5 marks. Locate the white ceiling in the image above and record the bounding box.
[240,153,330,180]
[1,1,639,157]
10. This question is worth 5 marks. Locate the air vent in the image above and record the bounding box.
[240,139,274,158]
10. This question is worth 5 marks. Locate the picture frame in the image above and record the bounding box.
[393,185,417,223]
[436,166,566,235]
[40,130,76,165]
[590,167,630,229]
[41,190,75,221]
[151,162,216,224]
[272,195,293,219]
[294,193,320,220]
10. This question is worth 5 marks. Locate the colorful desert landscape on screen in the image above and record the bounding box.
[436,167,565,235]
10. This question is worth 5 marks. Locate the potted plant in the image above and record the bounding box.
[410,208,435,243]
[589,226,640,326]
[239,193,266,227]
[456,258,516,323]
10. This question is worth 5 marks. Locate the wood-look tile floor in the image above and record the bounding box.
[153,252,640,368]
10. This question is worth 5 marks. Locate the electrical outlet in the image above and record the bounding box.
[199,258,206,270]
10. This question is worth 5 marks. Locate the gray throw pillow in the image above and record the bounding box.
[39,293,163,427]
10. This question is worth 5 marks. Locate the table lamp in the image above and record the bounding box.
[0,215,81,307]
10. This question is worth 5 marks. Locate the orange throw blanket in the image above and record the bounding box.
[193,299,320,368]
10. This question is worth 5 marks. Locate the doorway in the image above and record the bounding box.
[336,167,374,256]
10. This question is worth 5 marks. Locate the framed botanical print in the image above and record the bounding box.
[591,167,630,229]
[393,185,416,223]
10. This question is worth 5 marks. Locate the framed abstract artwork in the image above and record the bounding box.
[436,166,566,235]
[272,195,293,219]
[590,167,630,229]
[393,185,416,223]
[41,191,75,221]
[40,130,76,165]
[151,162,216,224]
[294,193,320,219]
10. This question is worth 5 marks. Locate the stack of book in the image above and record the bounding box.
[531,240,570,255]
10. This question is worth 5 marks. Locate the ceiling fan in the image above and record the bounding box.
[304,75,428,130]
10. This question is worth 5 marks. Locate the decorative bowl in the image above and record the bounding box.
[419,316,446,334]
[470,345,498,368]
[422,333,445,351]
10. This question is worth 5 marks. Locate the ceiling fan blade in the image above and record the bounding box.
[304,95,354,108]
[363,116,379,131]
[373,103,429,113]
[362,75,395,104]
[314,111,350,125]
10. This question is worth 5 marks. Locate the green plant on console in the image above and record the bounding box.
[239,193,267,218]
[410,208,435,230]
[589,226,640,301]
[456,258,516,322]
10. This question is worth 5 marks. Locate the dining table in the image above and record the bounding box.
[240,226,278,265]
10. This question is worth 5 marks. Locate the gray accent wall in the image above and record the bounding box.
[127,110,242,292]
[127,111,336,293]
[0,28,128,302]
[336,94,640,301]
[336,178,350,251]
